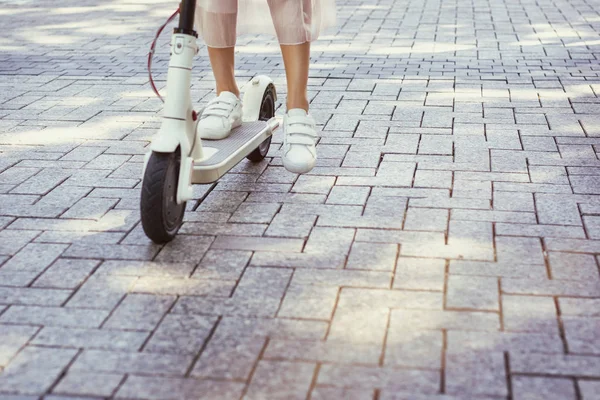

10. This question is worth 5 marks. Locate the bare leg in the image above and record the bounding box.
[280,42,310,112]
[207,46,240,97]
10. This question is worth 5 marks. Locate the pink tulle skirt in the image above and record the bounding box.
[195,0,337,48]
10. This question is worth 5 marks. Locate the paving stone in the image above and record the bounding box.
[346,242,398,271]
[583,215,600,240]
[548,252,600,281]
[0,324,39,367]
[446,275,499,311]
[453,179,491,199]
[53,371,123,398]
[60,197,118,220]
[446,351,507,397]
[33,259,99,289]
[153,235,213,264]
[103,294,175,331]
[97,260,193,278]
[304,226,355,254]
[317,365,440,393]
[245,360,316,400]
[191,334,266,380]
[493,191,535,212]
[265,339,380,364]
[512,376,576,400]
[385,329,442,369]
[33,326,148,351]
[364,195,408,217]
[217,316,327,340]
[414,169,453,189]
[115,376,245,400]
[229,202,280,224]
[311,388,375,400]
[293,268,391,288]
[143,314,217,355]
[192,249,251,280]
[403,207,448,231]
[545,238,600,254]
[211,235,303,252]
[265,212,316,238]
[0,346,78,395]
[71,349,193,376]
[278,284,338,319]
[510,353,600,378]
[496,223,585,239]
[391,309,500,331]
[496,237,545,265]
[0,287,71,306]
[0,243,66,275]
[0,230,40,256]
[34,230,124,245]
[563,317,600,355]
[174,268,292,317]
[579,380,600,400]
[0,270,38,287]
[10,168,71,195]
[326,185,370,205]
[502,295,559,333]
[65,274,137,309]
[251,250,346,269]
[132,276,233,296]
[559,298,600,316]
[63,243,159,261]
[502,278,600,297]
[447,330,564,354]
[394,258,445,291]
[0,305,109,328]
[336,288,442,311]
[292,175,336,194]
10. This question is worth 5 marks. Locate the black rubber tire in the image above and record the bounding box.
[140,149,186,244]
[246,84,275,162]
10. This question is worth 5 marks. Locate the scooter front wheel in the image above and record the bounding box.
[140,149,186,243]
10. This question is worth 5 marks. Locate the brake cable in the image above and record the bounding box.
[148,9,180,103]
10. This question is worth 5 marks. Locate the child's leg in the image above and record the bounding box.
[196,6,242,140]
[268,0,313,112]
[267,0,317,173]
[207,47,239,97]
[280,42,310,112]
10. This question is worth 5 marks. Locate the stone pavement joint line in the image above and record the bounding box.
[1,0,600,398]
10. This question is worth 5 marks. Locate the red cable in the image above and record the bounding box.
[148,9,180,103]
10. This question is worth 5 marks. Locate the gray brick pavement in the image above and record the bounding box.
[1,0,600,398]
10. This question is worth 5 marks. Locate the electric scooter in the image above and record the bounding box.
[140,0,279,244]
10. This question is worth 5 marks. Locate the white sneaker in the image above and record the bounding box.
[198,91,243,140]
[282,109,317,174]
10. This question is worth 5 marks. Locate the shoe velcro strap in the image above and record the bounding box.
[287,125,317,137]
[288,133,316,146]
[286,116,315,127]
[202,108,230,118]
[206,98,237,110]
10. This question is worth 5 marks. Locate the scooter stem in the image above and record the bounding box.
[177,0,197,33]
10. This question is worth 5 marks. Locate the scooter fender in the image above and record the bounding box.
[242,75,277,122]
[150,134,180,153]
[149,118,193,155]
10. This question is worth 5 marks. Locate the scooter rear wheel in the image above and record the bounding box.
[246,85,275,162]
[140,149,186,244]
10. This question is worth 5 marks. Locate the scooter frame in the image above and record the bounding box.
[140,0,279,243]
[142,0,278,203]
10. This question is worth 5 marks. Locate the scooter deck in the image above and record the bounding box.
[192,120,274,184]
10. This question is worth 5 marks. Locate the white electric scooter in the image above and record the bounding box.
[140,0,278,243]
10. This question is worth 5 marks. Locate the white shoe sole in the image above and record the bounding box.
[282,157,316,174]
